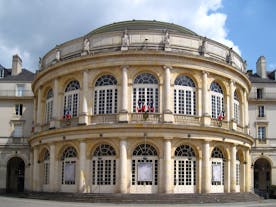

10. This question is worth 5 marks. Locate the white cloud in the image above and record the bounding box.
[0,0,240,71]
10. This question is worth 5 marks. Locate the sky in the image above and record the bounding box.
[0,0,275,72]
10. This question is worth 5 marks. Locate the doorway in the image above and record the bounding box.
[254,158,271,197]
[6,157,25,193]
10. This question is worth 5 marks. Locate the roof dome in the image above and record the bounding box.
[88,20,198,36]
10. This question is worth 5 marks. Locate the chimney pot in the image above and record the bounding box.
[12,54,22,76]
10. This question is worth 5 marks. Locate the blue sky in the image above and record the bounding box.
[220,0,276,70]
[0,0,275,72]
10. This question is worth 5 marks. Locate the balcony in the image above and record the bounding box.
[0,137,28,145]
[0,90,33,97]
[36,113,248,136]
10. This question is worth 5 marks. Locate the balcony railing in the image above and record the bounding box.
[91,114,118,124]
[36,113,247,135]
[0,137,28,145]
[174,115,201,126]
[0,90,33,97]
[129,113,161,123]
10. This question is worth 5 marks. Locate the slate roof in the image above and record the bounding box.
[248,70,276,83]
[0,68,34,82]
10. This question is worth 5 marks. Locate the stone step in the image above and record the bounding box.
[4,192,262,204]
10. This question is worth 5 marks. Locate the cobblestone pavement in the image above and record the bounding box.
[0,196,276,207]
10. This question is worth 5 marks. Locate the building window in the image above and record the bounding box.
[211,147,224,186]
[64,80,80,118]
[0,69,4,78]
[210,82,224,118]
[257,126,266,141]
[61,146,77,185]
[14,124,23,137]
[43,150,50,185]
[174,145,196,187]
[133,73,159,113]
[174,75,196,115]
[257,88,263,99]
[236,155,240,186]
[234,91,240,124]
[45,89,53,123]
[258,106,265,117]
[16,84,25,96]
[94,75,118,114]
[15,104,23,116]
[131,144,158,186]
[91,144,116,185]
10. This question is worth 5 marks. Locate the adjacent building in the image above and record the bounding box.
[0,55,34,192]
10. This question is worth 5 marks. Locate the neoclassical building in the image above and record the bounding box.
[29,20,253,194]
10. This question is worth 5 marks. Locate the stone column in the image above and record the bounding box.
[202,72,211,126]
[163,138,172,193]
[79,70,89,125]
[197,157,202,193]
[243,90,249,133]
[36,88,42,131]
[245,148,252,192]
[163,66,173,123]
[49,144,56,191]
[119,67,129,122]
[197,88,202,117]
[224,159,231,193]
[230,145,237,192]
[33,147,39,191]
[79,141,87,192]
[120,139,128,193]
[51,78,60,128]
[202,141,211,193]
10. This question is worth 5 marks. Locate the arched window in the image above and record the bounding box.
[234,91,240,124]
[61,146,77,185]
[174,145,196,192]
[94,75,117,114]
[131,144,158,188]
[91,144,116,187]
[133,73,159,113]
[210,82,224,118]
[64,80,80,118]
[174,75,196,115]
[211,147,224,188]
[45,89,53,123]
[43,150,50,185]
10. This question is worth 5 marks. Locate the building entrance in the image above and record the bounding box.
[254,158,271,197]
[6,157,25,192]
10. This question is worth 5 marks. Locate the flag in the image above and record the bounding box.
[217,111,224,121]
[136,100,144,112]
[147,100,154,112]
[64,108,72,120]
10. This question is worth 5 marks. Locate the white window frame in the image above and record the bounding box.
[15,104,23,116]
[258,105,265,118]
[45,89,53,123]
[14,123,23,137]
[94,85,117,114]
[16,84,25,96]
[0,69,4,78]
[64,81,80,118]
[234,100,240,124]
[257,126,266,141]
[43,150,50,185]
[174,85,196,115]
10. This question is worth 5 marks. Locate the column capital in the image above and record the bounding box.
[121,65,129,70]
[163,137,173,141]
[163,65,172,70]
[202,71,209,76]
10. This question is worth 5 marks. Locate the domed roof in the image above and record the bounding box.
[88,20,198,36]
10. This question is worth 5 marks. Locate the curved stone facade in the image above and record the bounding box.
[31,20,253,193]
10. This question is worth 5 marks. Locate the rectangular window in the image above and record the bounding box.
[258,106,265,117]
[14,124,23,137]
[16,84,25,96]
[15,104,23,115]
[0,69,4,78]
[257,88,263,99]
[257,126,266,140]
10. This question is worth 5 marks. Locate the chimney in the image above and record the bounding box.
[12,54,22,76]
[256,56,267,79]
